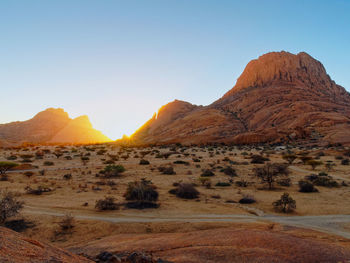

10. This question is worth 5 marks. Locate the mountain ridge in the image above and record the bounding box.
[130,51,350,146]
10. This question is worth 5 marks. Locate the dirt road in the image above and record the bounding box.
[23,205,350,239]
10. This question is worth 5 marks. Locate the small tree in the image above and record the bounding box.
[53,214,75,240]
[80,156,90,165]
[325,161,335,172]
[199,177,211,188]
[300,156,312,165]
[306,160,322,170]
[53,151,63,159]
[254,163,289,190]
[282,154,297,164]
[58,214,75,234]
[0,162,18,181]
[0,191,23,225]
[24,171,34,179]
[273,193,296,213]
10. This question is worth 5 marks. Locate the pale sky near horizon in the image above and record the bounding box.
[1,0,350,139]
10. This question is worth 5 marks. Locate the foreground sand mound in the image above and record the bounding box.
[70,226,350,263]
[0,227,91,263]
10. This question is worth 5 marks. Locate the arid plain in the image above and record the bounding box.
[2,143,350,262]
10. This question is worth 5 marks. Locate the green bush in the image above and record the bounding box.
[158,166,176,175]
[239,195,256,204]
[305,172,338,187]
[298,180,318,193]
[201,169,215,177]
[215,182,231,187]
[221,167,237,177]
[173,160,190,165]
[139,159,150,165]
[313,176,338,187]
[250,155,269,164]
[341,159,349,165]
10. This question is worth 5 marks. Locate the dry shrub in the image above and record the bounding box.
[170,183,199,199]
[124,179,159,209]
[0,191,23,225]
[239,195,256,204]
[95,197,120,211]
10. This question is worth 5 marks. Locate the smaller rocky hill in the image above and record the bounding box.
[0,108,110,146]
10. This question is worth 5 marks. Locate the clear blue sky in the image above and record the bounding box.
[1,0,349,139]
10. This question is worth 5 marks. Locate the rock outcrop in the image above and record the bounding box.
[70,226,350,263]
[130,51,350,145]
[0,108,110,146]
[0,227,91,263]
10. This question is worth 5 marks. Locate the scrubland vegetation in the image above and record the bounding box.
[0,142,350,248]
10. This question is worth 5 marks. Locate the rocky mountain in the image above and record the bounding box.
[0,108,110,146]
[130,51,350,145]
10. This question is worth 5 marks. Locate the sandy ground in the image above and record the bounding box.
[1,143,350,260]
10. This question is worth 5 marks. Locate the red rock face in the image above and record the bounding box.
[223,51,346,98]
[131,51,350,145]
